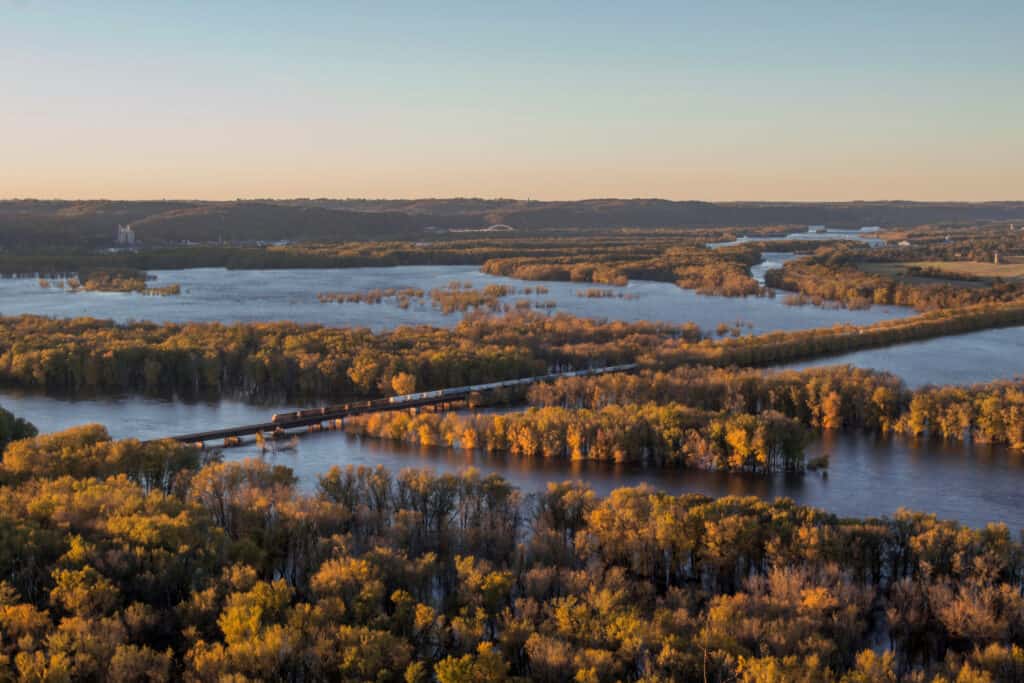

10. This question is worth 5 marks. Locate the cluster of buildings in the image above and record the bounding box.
[116,224,136,245]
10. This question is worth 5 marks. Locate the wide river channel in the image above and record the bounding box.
[4,261,1022,386]
[0,262,908,334]
[1,389,1021,531]
[3,260,1023,528]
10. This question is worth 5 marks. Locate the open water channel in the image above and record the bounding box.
[2,258,1023,528]
[0,263,908,334]
[1,389,1021,530]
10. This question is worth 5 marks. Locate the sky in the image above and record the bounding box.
[1,1,1022,201]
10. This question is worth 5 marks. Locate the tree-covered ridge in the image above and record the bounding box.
[0,425,1021,681]
[4,198,1021,248]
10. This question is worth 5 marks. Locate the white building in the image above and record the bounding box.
[116,224,135,245]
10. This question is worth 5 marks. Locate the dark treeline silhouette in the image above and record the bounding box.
[0,425,1021,680]
[5,197,1023,247]
[0,238,635,276]
[0,405,36,452]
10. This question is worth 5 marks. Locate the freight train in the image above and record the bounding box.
[270,364,636,424]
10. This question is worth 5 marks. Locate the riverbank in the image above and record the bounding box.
[2,389,1022,529]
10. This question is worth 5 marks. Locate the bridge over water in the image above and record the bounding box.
[165,364,637,447]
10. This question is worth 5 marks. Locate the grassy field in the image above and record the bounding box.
[858,261,987,288]
[907,259,1024,280]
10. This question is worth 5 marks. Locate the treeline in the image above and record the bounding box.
[5,197,1023,247]
[0,405,35,452]
[0,234,777,300]
[870,223,1024,264]
[0,426,1022,680]
[480,243,765,296]
[0,312,709,402]
[660,299,1024,368]
[38,269,181,296]
[427,283,539,315]
[901,383,1024,448]
[343,404,808,472]
[529,365,1024,449]
[528,365,908,432]
[0,233,726,277]
[765,246,1024,311]
[2,301,1024,404]
[0,314,552,402]
[317,283,552,315]
[345,366,1024,470]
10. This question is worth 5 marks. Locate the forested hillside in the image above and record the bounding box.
[3,199,1023,248]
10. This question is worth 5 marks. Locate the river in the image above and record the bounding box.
[781,325,1024,388]
[0,264,910,334]
[2,389,1021,530]
[707,228,886,249]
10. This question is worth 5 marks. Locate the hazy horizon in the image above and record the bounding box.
[3,196,1024,205]
[3,1,1022,201]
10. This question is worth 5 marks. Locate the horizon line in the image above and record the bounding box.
[4,196,1024,205]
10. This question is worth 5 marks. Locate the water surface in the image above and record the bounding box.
[708,228,886,249]
[0,265,910,334]
[782,326,1024,387]
[3,390,1020,530]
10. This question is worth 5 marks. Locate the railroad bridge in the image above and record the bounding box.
[165,364,637,447]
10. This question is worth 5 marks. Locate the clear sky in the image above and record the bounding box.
[2,1,1022,201]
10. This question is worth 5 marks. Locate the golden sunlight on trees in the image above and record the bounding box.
[0,425,1019,679]
[391,371,417,395]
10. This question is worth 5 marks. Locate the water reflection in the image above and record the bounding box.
[0,264,909,334]
[782,326,1024,387]
[749,251,798,284]
[2,389,1021,530]
[708,229,886,249]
